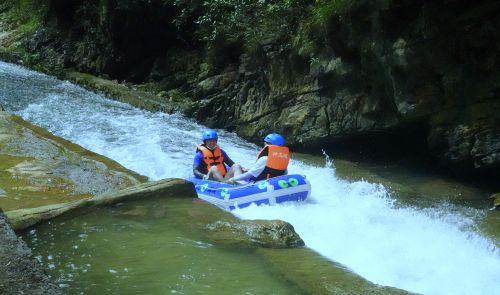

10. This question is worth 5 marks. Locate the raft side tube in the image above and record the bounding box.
[188,174,310,210]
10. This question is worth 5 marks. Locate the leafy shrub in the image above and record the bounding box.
[171,0,309,49]
[291,0,362,56]
[312,0,359,26]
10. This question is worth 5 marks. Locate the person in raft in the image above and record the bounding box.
[193,129,243,181]
[228,133,290,183]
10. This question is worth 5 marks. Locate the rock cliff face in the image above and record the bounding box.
[1,0,499,174]
[186,0,500,173]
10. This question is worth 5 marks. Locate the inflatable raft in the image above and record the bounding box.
[188,174,310,210]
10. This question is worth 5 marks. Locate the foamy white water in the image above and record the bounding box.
[1,61,499,295]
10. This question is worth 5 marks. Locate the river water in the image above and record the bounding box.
[1,61,499,295]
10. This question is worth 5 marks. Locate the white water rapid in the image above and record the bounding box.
[1,61,499,295]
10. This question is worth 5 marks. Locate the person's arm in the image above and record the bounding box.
[193,165,206,179]
[221,150,235,167]
[193,152,207,179]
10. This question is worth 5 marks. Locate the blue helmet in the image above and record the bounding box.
[201,129,218,141]
[264,133,285,146]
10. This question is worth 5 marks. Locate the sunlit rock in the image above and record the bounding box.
[206,219,305,248]
[0,111,147,212]
[7,178,196,230]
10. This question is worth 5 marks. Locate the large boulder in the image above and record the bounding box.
[206,219,305,248]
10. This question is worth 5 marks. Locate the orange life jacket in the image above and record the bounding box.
[254,144,290,180]
[196,144,227,176]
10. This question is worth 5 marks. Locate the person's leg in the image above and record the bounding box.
[224,164,243,180]
[208,166,224,181]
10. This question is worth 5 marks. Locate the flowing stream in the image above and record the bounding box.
[1,61,499,295]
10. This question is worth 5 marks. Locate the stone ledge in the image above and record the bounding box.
[6,178,196,231]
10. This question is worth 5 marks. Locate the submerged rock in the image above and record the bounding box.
[257,247,416,295]
[206,219,304,248]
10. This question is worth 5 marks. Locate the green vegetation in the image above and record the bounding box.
[312,0,360,25]
[169,0,361,66]
[0,0,48,69]
[0,0,363,75]
[0,0,47,31]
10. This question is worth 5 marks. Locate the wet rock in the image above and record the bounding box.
[471,125,500,168]
[0,112,147,212]
[428,120,500,168]
[64,72,191,114]
[6,178,196,230]
[490,193,500,210]
[0,210,61,295]
[0,110,196,230]
[196,71,238,99]
[206,219,304,248]
[257,247,415,295]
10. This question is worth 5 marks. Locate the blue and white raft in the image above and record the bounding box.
[188,174,311,210]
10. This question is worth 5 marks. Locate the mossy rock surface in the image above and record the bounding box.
[64,72,193,114]
[6,178,196,230]
[0,111,147,212]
